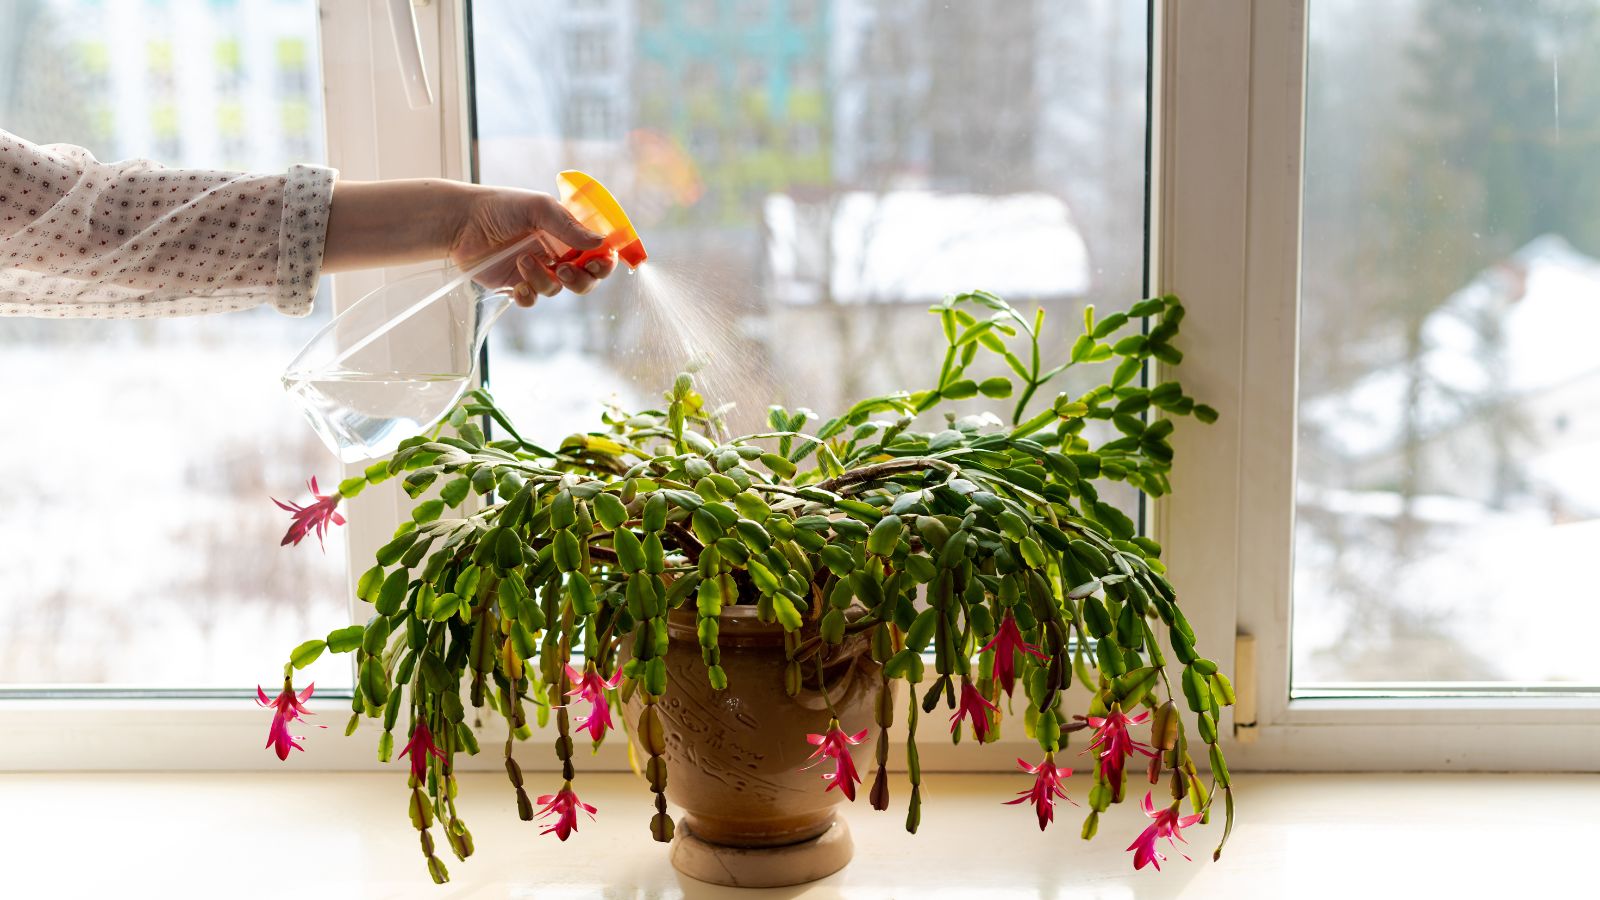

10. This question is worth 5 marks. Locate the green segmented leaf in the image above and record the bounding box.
[613,527,646,572]
[1210,672,1237,706]
[746,558,781,595]
[1092,311,1129,338]
[550,490,576,529]
[1182,665,1212,712]
[357,565,385,602]
[375,569,409,616]
[771,593,804,631]
[733,492,771,521]
[412,499,445,524]
[593,492,629,530]
[326,625,364,654]
[495,527,525,570]
[289,639,326,669]
[904,607,939,654]
[866,514,904,556]
[439,475,471,507]
[735,519,772,553]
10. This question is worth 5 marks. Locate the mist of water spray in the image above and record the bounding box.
[628,260,772,423]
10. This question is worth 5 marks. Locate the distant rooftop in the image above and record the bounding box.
[763,190,1090,305]
[1306,234,1600,459]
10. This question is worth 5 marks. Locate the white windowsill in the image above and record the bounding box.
[4,772,1594,897]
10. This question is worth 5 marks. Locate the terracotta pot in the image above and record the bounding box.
[628,604,881,887]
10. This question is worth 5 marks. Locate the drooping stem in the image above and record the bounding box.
[904,682,923,834]
[870,665,893,811]
[814,457,959,494]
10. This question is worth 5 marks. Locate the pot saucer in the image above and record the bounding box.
[671,817,853,888]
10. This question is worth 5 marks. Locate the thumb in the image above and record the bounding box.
[532,197,603,250]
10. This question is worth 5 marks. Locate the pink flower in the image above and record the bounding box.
[399,721,449,783]
[803,718,869,801]
[949,678,999,743]
[564,664,625,743]
[273,477,346,550]
[1003,754,1077,830]
[1084,704,1157,799]
[1127,792,1204,871]
[536,784,597,841]
[256,681,317,760]
[978,612,1047,696]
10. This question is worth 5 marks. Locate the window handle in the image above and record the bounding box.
[386,0,433,109]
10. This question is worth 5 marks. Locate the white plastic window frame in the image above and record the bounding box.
[1154,0,1600,773]
[27,0,1566,779]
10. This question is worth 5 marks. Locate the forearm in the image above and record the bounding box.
[0,129,335,318]
[322,178,482,273]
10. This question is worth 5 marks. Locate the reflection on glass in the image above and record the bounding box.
[468,0,1150,505]
[0,0,348,688]
[1295,0,1600,686]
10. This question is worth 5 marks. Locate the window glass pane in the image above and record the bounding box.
[0,0,349,690]
[1296,0,1600,687]
[468,0,1149,500]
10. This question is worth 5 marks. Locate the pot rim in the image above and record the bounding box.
[665,602,875,649]
[665,603,794,646]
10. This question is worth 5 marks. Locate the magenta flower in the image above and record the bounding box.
[272,477,346,550]
[949,678,999,743]
[1084,704,1157,799]
[978,612,1047,696]
[1127,792,1204,871]
[256,681,317,760]
[803,718,869,801]
[536,784,597,841]
[564,664,625,743]
[1003,754,1077,830]
[399,721,449,783]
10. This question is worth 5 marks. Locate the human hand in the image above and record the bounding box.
[449,186,619,307]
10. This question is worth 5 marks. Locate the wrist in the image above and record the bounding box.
[439,180,490,257]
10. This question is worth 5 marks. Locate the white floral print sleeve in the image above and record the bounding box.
[0,129,336,318]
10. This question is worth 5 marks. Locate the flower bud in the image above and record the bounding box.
[905,785,922,834]
[1151,699,1180,751]
[870,766,890,811]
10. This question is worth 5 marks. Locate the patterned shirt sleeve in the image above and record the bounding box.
[0,129,336,318]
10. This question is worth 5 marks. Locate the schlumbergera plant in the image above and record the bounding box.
[266,290,1234,883]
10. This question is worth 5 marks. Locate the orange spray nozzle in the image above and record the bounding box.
[554,170,648,271]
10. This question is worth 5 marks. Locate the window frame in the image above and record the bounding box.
[19,0,1585,776]
[1156,0,1600,773]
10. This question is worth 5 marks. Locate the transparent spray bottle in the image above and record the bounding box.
[282,171,646,462]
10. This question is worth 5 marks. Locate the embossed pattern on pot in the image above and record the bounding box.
[629,605,881,852]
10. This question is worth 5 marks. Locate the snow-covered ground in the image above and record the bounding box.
[0,317,351,688]
[0,312,640,689]
[1294,488,1600,684]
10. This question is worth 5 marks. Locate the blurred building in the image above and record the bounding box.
[763,190,1089,305]
[635,0,831,225]
[26,0,322,171]
[828,0,1040,192]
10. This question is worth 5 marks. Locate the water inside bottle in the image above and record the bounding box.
[280,265,517,462]
[283,369,472,463]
